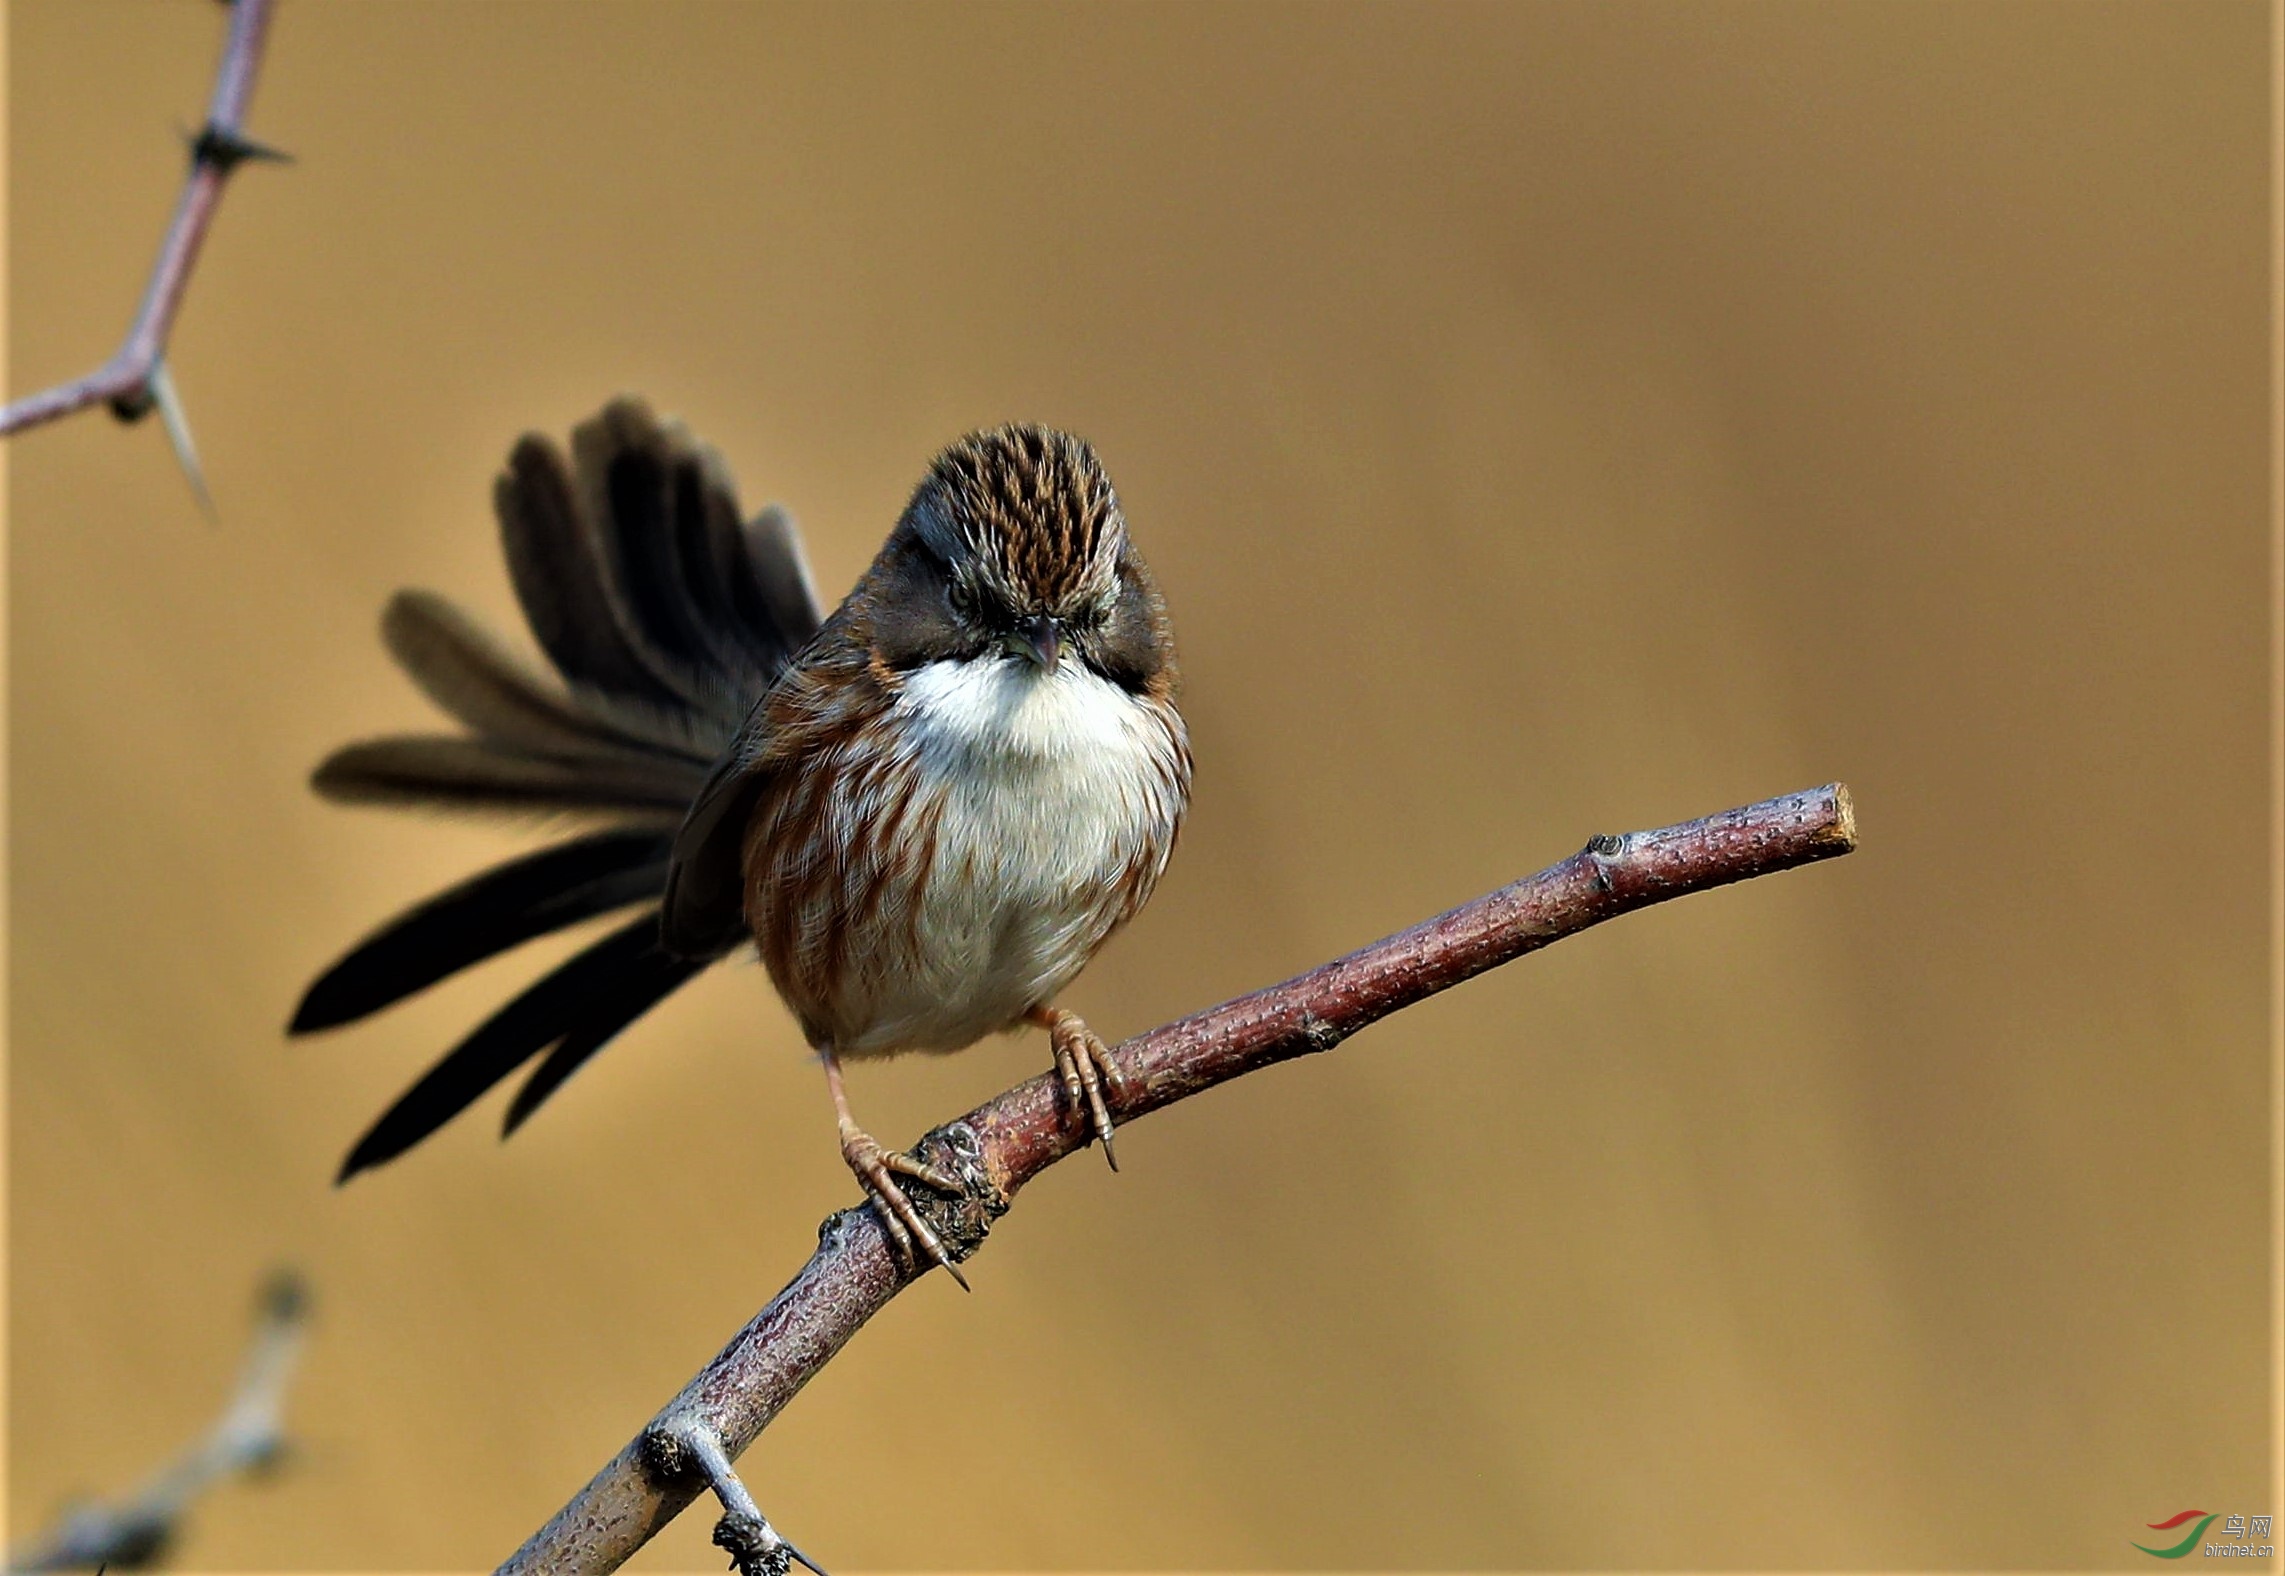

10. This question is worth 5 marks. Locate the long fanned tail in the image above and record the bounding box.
[297,398,822,1177]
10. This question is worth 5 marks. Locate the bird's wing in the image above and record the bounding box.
[658,708,778,959]
[656,632,886,961]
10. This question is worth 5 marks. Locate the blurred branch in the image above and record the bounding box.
[0,0,285,484]
[498,784,1860,1576]
[10,1271,311,1572]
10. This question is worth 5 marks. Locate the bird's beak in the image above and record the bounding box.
[1018,614,1061,670]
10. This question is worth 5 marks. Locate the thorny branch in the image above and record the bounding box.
[9,1271,311,1572]
[497,783,1859,1576]
[0,0,286,500]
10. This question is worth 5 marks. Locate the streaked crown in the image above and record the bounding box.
[907,425,1125,613]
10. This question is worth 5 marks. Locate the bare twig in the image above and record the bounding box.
[497,784,1859,1575]
[0,0,284,445]
[10,1271,311,1572]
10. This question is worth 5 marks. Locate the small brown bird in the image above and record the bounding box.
[296,397,1191,1279]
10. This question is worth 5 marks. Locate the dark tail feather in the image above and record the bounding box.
[571,401,745,710]
[336,913,669,1182]
[311,398,827,1173]
[291,828,675,1033]
[497,433,689,713]
[311,736,704,816]
[381,589,711,766]
[737,503,823,664]
[500,946,710,1135]
[497,398,820,742]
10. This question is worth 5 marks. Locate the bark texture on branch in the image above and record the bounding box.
[0,0,281,438]
[499,783,1858,1575]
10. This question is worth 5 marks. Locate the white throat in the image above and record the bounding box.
[840,653,1182,1052]
[900,654,1148,766]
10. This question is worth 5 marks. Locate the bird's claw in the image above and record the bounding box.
[839,1126,969,1290]
[1037,1007,1126,1170]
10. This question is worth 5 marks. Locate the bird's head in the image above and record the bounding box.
[867,424,1175,693]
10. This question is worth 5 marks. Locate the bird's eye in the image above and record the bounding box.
[947,580,977,618]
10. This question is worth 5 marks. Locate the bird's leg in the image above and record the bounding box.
[1027,1004,1125,1171]
[824,1050,970,1291]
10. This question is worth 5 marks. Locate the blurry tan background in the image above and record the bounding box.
[7,1,2273,1569]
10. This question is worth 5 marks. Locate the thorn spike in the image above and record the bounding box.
[191,121,294,171]
[147,360,217,521]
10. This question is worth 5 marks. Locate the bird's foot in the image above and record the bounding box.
[838,1123,970,1290]
[1030,1005,1126,1171]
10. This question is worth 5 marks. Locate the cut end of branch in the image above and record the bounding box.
[713,1514,792,1576]
[1823,781,1859,854]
